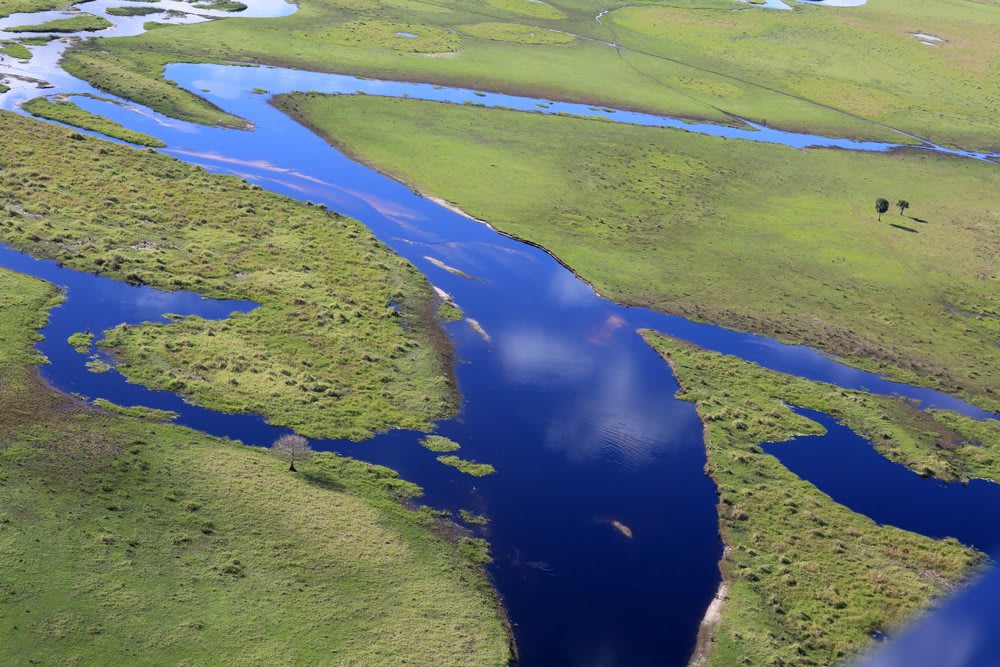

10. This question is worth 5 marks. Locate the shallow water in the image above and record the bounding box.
[1,3,999,665]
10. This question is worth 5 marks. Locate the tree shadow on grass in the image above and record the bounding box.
[890,223,919,233]
[908,216,929,224]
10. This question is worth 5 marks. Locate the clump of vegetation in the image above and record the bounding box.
[459,509,488,525]
[85,356,111,373]
[191,0,246,11]
[0,110,456,440]
[21,96,166,147]
[272,94,1000,413]
[6,14,112,33]
[0,258,511,665]
[67,330,94,353]
[643,331,985,666]
[93,397,178,420]
[420,434,460,452]
[437,455,495,477]
[0,41,32,60]
[106,5,162,16]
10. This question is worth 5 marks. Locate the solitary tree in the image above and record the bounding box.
[273,434,313,472]
[896,199,910,216]
[875,198,890,221]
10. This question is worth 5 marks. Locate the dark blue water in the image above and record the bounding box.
[2,24,1000,665]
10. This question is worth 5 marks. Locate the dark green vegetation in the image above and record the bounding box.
[437,455,495,477]
[643,332,986,667]
[272,94,1000,413]
[421,434,461,452]
[92,397,178,420]
[22,96,167,147]
[106,5,162,16]
[460,509,488,525]
[6,13,111,32]
[0,265,512,665]
[0,110,458,440]
[0,83,9,94]
[58,0,999,148]
[0,41,32,60]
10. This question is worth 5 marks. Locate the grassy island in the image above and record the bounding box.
[0,266,512,665]
[22,96,167,147]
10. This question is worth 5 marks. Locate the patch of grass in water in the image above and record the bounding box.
[6,14,112,33]
[66,330,93,353]
[420,434,460,452]
[437,455,495,476]
[92,397,178,420]
[21,96,166,148]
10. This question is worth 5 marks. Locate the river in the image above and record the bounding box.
[1,3,998,665]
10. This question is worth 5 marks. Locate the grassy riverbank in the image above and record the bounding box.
[643,331,985,667]
[271,94,1000,413]
[7,13,111,32]
[0,266,512,665]
[0,0,70,18]
[0,109,457,440]
[56,0,999,148]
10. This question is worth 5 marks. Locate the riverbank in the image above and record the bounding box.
[0,265,513,665]
[269,93,1000,414]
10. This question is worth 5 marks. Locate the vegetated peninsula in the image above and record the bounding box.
[642,331,987,667]
[0,266,512,665]
[59,0,1000,149]
[270,93,1000,414]
[0,110,457,440]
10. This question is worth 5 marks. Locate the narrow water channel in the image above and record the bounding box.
[1,3,998,665]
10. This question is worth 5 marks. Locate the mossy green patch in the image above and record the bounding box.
[191,0,247,11]
[0,41,32,59]
[485,0,566,20]
[421,434,461,452]
[460,509,488,525]
[0,110,456,440]
[66,330,93,353]
[21,96,166,147]
[437,455,495,476]
[318,19,460,52]
[643,331,985,667]
[272,94,1000,413]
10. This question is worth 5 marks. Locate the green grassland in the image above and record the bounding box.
[22,95,167,147]
[0,109,457,440]
[643,331,985,667]
[437,454,496,476]
[0,265,512,665]
[58,0,985,145]
[270,94,1000,412]
[421,434,461,452]
[7,13,111,32]
[92,397,179,420]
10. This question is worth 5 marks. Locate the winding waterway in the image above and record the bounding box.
[1,2,999,665]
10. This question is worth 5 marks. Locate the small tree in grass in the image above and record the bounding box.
[896,199,910,216]
[273,434,313,472]
[875,198,889,221]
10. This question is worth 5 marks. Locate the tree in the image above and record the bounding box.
[273,434,313,472]
[875,198,889,221]
[896,199,910,216]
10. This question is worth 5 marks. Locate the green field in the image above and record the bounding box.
[22,95,167,147]
[0,109,457,440]
[0,265,512,665]
[0,41,32,59]
[643,331,985,667]
[271,94,1000,412]
[0,0,70,18]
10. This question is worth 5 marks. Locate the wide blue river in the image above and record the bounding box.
[1,3,998,665]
